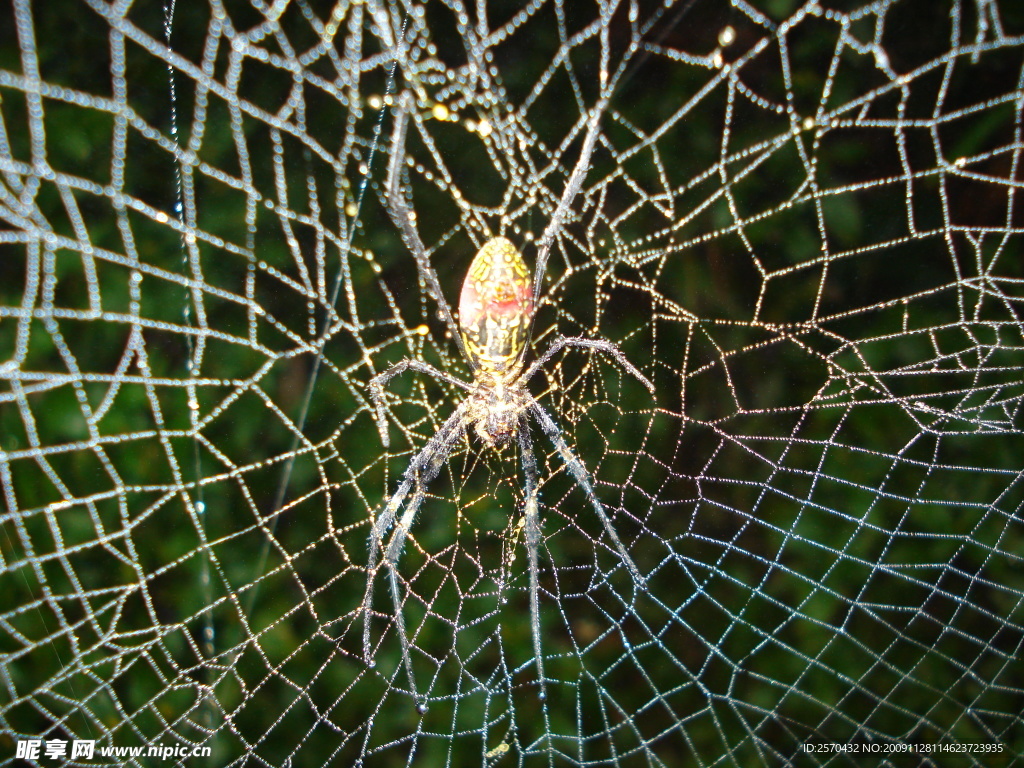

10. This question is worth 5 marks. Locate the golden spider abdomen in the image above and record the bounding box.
[458,236,534,376]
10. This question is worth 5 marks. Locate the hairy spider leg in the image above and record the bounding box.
[385,92,469,362]
[531,96,610,308]
[516,421,548,700]
[362,399,471,690]
[369,359,472,448]
[380,427,465,707]
[529,402,645,585]
[521,336,655,395]
[369,479,429,697]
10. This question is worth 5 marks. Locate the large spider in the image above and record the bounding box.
[363,92,653,705]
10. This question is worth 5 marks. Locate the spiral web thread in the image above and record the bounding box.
[1,0,1023,765]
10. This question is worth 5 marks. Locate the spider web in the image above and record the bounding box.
[2,0,1023,765]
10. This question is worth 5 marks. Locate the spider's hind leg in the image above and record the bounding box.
[383,91,465,354]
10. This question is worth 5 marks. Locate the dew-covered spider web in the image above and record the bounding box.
[3,0,1024,765]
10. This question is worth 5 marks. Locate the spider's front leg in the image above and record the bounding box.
[362,397,469,704]
[517,420,549,701]
[368,359,471,448]
[529,401,646,586]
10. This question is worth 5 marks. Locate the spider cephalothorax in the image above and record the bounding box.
[362,91,653,707]
[464,373,532,448]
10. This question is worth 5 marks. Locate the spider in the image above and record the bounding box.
[362,92,654,705]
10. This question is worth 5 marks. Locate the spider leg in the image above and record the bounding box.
[363,476,415,661]
[532,95,608,304]
[517,419,548,700]
[522,335,655,395]
[385,92,469,361]
[364,403,468,708]
[363,400,470,681]
[369,358,472,447]
[528,401,645,586]
[378,414,467,709]
[379,477,430,704]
